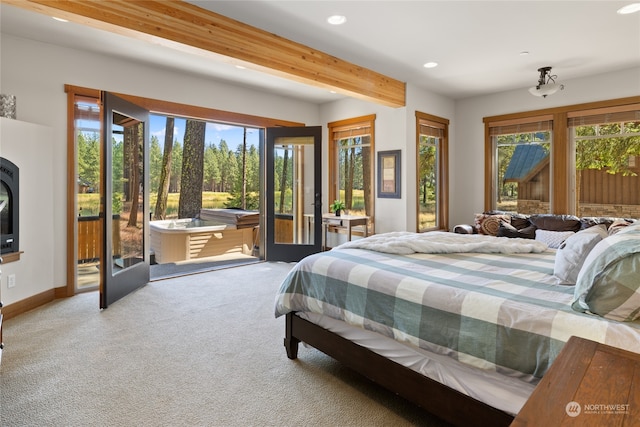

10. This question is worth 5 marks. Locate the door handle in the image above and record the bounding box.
[312,193,322,208]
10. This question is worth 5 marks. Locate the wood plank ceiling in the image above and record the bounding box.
[5,0,406,107]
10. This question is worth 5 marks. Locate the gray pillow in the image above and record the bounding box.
[553,225,608,284]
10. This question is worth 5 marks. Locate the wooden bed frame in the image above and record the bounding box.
[284,312,515,427]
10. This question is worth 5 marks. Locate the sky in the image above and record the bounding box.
[75,102,262,151]
[150,114,260,149]
[75,98,261,150]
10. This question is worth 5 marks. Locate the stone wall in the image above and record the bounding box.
[578,203,640,219]
[516,200,550,215]
[516,199,640,219]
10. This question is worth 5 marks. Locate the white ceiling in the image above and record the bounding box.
[2,1,639,104]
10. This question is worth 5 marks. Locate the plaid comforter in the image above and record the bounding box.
[275,247,640,381]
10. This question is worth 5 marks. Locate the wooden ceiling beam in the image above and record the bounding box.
[5,0,406,107]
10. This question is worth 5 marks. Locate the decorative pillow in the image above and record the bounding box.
[614,222,640,235]
[553,225,608,284]
[534,229,575,249]
[509,213,532,230]
[580,217,617,231]
[474,213,511,236]
[607,219,633,235]
[497,221,537,239]
[530,214,582,232]
[572,228,640,322]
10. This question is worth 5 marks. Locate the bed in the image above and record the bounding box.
[274,229,640,426]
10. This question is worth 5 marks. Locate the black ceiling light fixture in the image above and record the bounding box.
[528,66,564,98]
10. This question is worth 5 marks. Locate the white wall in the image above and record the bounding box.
[319,84,455,234]
[322,68,640,235]
[319,97,405,235]
[405,84,456,230]
[451,67,640,229]
[0,118,54,305]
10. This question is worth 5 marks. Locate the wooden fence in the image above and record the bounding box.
[77,216,121,263]
[579,168,640,205]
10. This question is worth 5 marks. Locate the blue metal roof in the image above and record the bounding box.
[503,144,548,181]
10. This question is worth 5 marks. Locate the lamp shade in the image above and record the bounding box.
[529,83,562,98]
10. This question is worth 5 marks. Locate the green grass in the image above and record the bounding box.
[78,189,369,218]
[78,193,101,216]
[78,192,232,218]
[418,202,437,230]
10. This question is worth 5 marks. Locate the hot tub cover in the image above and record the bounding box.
[199,208,259,229]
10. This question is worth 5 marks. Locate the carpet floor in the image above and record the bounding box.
[1,261,451,427]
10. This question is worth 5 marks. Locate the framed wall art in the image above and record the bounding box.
[377,150,401,198]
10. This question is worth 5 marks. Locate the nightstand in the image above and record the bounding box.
[511,336,640,426]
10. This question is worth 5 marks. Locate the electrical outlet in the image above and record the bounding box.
[7,274,16,288]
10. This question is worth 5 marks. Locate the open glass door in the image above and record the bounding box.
[265,126,322,262]
[100,92,150,308]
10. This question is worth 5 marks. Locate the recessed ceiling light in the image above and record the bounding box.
[235,65,246,70]
[423,62,438,69]
[52,17,68,22]
[617,3,640,14]
[519,51,530,56]
[327,15,347,25]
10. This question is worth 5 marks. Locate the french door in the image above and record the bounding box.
[100,92,150,308]
[265,126,323,262]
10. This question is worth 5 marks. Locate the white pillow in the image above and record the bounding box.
[535,229,575,249]
[553,225,608,284]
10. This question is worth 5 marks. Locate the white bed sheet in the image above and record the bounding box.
[299,311,536,416]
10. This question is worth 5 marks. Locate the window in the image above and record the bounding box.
[147,114,261,217]
[74,95,102,292]
[484,97,640,216]
[488,118,553,214]
[568,106,640,217]
[328,115,375,232]
[416,112,449,231]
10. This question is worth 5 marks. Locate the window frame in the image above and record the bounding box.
[327,114,375,234]
[415,111,449,232]
[567,104,640,215]
[483,96,640,214]
[486,115,554,214]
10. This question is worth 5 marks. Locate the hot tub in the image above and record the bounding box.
[150,218,256,263]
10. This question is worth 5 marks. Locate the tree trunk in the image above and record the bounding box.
[127,123,142,227]
[362,142,371,216]
[242,127,247,210]
[178,120,206,218]
[422,181,427,205]
[279,148,289,213]
[576,169,582,216]
[345,145,355,209]
[341,141,348,205]
[154,117,174,220]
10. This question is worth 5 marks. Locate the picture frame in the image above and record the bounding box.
[377,150,401,198]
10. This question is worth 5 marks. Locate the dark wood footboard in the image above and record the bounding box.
[284,312,514,427]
